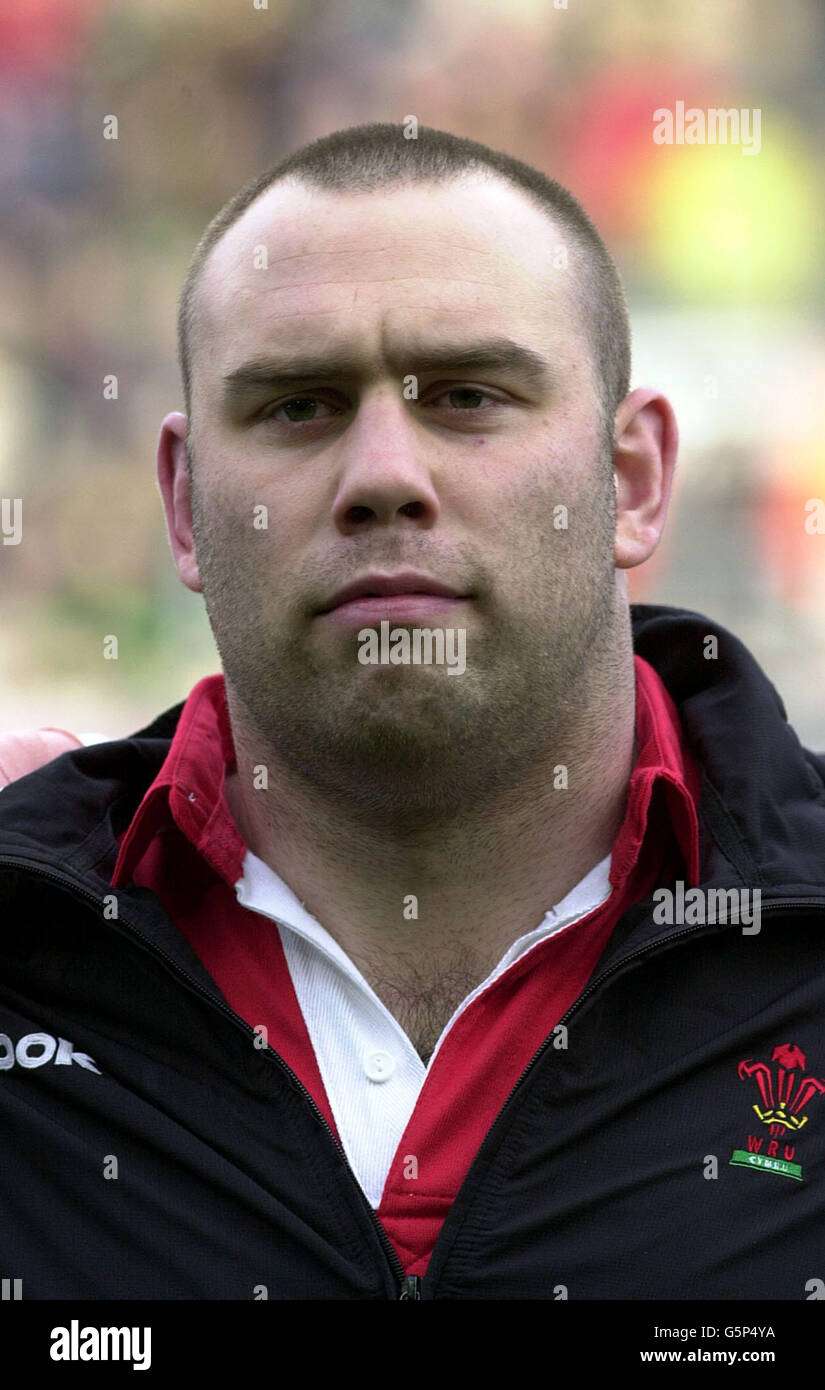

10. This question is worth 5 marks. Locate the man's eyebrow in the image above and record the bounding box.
[404,341,552,389]
[220,338,553,404]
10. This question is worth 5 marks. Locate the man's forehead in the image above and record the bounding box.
[211,172,563,266]
[198,175,580,346]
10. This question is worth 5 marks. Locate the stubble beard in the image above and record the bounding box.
[191,452,621,830]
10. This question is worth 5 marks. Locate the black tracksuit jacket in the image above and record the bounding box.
[2,604,825,1300]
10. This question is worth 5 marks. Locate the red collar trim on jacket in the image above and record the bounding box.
[111,674,245,890]
[613,655,701,889]
[111,657,702,893]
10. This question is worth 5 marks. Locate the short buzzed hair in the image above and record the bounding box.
[177,122,631,446]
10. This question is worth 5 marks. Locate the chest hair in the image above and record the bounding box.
[362,948,490,1067]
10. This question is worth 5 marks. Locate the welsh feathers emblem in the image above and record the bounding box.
[738,1044,825,1136]
[730,1043,825,1180]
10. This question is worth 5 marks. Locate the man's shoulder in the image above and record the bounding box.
[0,699,186,865]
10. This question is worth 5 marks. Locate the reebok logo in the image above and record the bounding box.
[0,1032,101,1074]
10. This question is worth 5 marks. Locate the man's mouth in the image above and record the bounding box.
[320,593,468,624]
[317,571,471,624]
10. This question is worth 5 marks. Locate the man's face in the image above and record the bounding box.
[185,174,619,819]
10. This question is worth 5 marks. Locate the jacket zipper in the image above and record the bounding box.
[3,856,824,1300]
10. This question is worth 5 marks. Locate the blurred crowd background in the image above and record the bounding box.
[2,0,825,746]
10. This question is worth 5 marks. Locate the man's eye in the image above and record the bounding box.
[430,387,497,410]
[263,396,341,424]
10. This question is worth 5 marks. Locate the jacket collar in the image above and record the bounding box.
[633,604,825,891]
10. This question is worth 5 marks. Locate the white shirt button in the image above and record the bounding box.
[364,1050,396,1082]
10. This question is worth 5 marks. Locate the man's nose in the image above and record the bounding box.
[329,389,441,533]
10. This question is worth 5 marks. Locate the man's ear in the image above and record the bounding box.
[156,412,203,594]
[612,387,678,570]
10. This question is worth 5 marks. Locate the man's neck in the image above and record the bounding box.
[222,662,638,990]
